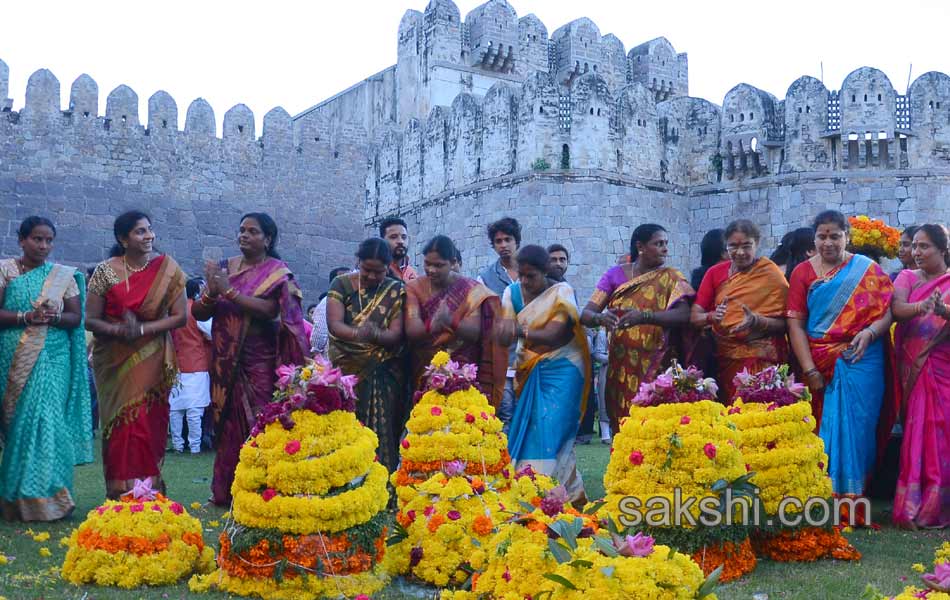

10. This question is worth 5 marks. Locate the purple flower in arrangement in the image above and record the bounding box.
[446,360,460,372]
[317,367,342,386]
[654,373,674,389]
[275,365,296,389]
[515,464,537,480]
[340,375,358,399]
[443,460,467,477]
[923,562,950,591]
[734,368,755,387]
[429,373,448,390]
[447,510,462,521]
[131,478,157,501]
[616,532,655,557]
[409,546,423,568]
[540,485,569,517]
[461,363,479,381]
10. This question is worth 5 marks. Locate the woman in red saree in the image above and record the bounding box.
[86,211,187,499]
[581,224,693,435]
[892,224,950,529]
[193,213,307,506]
[404,236,506,407]
[787,210,895,523]
[691,220,789,402]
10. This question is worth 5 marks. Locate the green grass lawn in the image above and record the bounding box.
[0,438,944,599]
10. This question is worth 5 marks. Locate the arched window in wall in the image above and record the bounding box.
[561,144,571,169]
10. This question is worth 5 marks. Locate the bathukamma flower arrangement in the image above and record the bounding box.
[61,479,215,589]
[189,355,391,599]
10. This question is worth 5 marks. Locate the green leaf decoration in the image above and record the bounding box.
[547,538,572,564]
[542,573,578,590]
[696,564,724,599]
[592,535,619,557]
[584,500,606,516]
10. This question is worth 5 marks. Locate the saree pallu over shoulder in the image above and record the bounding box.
[600,266,693,434]
[93,255,186,441]
[407,277,506,407]
[892,271,950,528]
[0,262,92,520]
[804,254,895,496]
[507,282,590,502]
[711,258,789,400]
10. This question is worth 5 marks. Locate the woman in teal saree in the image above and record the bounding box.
[0,217,93,521]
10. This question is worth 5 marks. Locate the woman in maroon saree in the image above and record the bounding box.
[405,236,506,407]
[194,213,307,505]
[86,211,187,499]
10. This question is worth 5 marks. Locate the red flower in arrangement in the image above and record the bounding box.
[629,450,644,466]
[745,464,751,472]
[430,406,443,416]
[151,504,163,513]
[261,488,277,502]
[355,595,370,600]
[728,406,742,415]
[447,510,462,521]
[502,568,512,582]
[112,505,123,513]
[284,440,301,455]
[96,506,108,515]
[766,441,777,450]
[401,439,410,449]
[704,443,717,460]
[169,502,184,515]
[130,503,144,513]
[424,505,436,517]
[480,412,489,420]
[465,413,475,424]
[680,415,691,425]
[406,510,416,522]
[409,546,423,568]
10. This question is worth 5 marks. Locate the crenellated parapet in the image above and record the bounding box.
[0,64,366,299]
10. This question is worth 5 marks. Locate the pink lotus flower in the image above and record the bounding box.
[339,374,358,399]
[130,503,144,513]
[465,413,475,424]
[447,510,462,521]
[787,381,807,397]
[703,443,717,460]
[316,367,341,386]
[654,373,674,389]
[429,373,447,389]
[447,360,460,372]
[629,451,644,466]
[275,365,296,389]
[131,478,157,501]
[169,503,184,515]
[617,532,655,557]
[680,415,691,425]
[430,406,443,416]
[261,488,277,502]
[461,363,478,380]
[922,562,950,591]
[284,440,301,455]
[443,460,466,477]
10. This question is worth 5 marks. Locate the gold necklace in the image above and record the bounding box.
[124,254,150,273]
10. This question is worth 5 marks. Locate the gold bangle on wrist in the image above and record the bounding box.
[224,287,239,300]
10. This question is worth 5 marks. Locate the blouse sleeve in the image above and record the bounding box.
[587,266,620,310]
[0,260,17,290]
[892,269,916,294]
[87,262,119,296]
[64,275,80,299]
[785,262,813,319]
[326,275,347,304]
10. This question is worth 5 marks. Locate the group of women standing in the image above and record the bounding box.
[0,208,947,532]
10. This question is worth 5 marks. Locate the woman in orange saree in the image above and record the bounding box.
[787,211,894,522]
[193,213,308,505]
[891,224,950,529]
[581,224,693,435]
[86,211,187,499]
[691,220,789,402]
[405,236,506,407]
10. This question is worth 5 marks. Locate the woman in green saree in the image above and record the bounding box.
[328,238,406,471]
[0,216,93,521]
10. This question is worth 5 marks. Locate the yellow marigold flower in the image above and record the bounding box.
[431,350,450,367]
[222,511,232,520]
[300,367,312,381]
[190,502,202,510]
[207,520,220,528]
[842,526,853,533]
[32,532,50,542]
[912,563,926,573]
[0,555,8,565]
[59,537,70,548]
[38,547,51,557]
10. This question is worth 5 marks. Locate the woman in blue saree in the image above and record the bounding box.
[787,210,894,523]
[498,245,590,504]
[0,216,93,521]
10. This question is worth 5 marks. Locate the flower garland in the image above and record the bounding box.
[848,215,900,259]
[192,357,391,599]
[61,482,214,589]
[631,361,719,407]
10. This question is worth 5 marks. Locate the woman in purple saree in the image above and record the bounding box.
[193,213,307,505]
[892,224,950,529]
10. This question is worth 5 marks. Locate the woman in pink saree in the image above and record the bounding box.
[892,223,950,529]
[193,213,307,505]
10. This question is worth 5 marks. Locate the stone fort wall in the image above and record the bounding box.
[0,62,366,299]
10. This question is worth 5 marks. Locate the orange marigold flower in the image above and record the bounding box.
[472,515,494,536]
[427,514,446,533]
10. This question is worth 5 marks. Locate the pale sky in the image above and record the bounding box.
[2,0,948,134]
